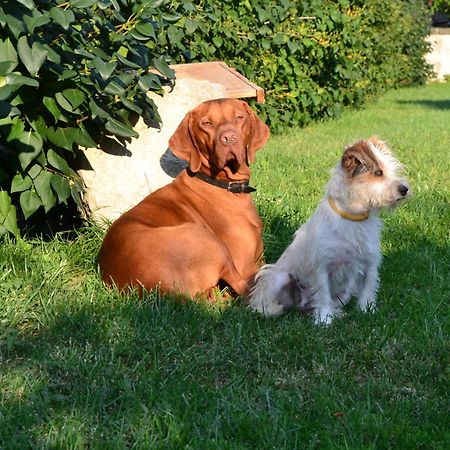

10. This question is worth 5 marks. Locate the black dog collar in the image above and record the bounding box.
[188,169,256,194]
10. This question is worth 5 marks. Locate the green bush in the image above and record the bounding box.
[428,0,450,15]
[176,0,432,130]
[0,0,432,236]
[0,0,184,236]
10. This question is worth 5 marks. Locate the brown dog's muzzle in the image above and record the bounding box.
[213,126,246,172]
[219,128,238,146]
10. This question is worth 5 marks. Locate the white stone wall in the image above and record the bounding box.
[78,78,227,225]
[426,30,450,82]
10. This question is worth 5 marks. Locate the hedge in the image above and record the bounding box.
[173,0,432,130]
[0,0,181,236]
[0,0,432,236]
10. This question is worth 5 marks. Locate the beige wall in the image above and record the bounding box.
[426,28,450,82]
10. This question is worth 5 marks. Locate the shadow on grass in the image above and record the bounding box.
[397,99,450,110]
[1,293,314,448]
[1,217,448,448]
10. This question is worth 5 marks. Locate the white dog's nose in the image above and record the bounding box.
[399,184,409,197]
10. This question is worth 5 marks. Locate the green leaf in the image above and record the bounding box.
[50,6,75,30]
[138,73,161,91]
[105,117,138,138]
[3,10,26,38]
[34,170,56,212]
[135,22,156,39]
[0,191,19,237]
[20,189,42,219]
[55,92,74,113]
[153,56,175,79]
[116,54,142,69]
[0,38,18,76]
[120,96,142,114]
[117,46,128,58]
[43,96,62,122]
[184,18,198,35]
[62,88,85,110]
[47,149,72,176]
[7,118,25,142]
[28,164,42,179]
[39,43,61,64]
[30,116,47,140]
[50,174,71,204]
[161,13,181,23]
[70,176,85,209]
[17,36,48,77]
[11,173,32,193]
[16,130,44,170]
[104,78,127,96]
[92,57,117,81]
[47,127,78,151]
[130,29,151,42]
[23,11,50,33]
[0,73,39,101]
[17,0,35,9]
[59,69,77,81]
[90,48,111,61]
[4,73,39,88]
[168,26,184,46]
[142,0,164,7]
[89,99,109,119]
[75,125,97,148]
[212,35,222,48]
[71,0,97,7]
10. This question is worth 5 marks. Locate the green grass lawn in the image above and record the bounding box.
[1,82,449,449]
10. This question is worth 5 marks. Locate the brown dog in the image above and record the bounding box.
[98,98,270,297]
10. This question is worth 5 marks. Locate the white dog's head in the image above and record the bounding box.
[328,137,410,212]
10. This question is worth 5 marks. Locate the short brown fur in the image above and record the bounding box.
[98,99,269,298]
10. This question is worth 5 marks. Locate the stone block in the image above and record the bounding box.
[78,78,227,224]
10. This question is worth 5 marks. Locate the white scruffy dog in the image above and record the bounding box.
[249,138,410,324]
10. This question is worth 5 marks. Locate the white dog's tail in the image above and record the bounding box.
[249,264,302,316]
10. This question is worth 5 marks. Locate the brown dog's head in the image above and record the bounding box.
[169,98,269,180]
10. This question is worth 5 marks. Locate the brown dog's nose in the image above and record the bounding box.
[220,130,237,146]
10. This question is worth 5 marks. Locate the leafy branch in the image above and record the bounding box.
[0,0,182,235]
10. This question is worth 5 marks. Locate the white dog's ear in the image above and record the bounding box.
[342,141,378,177]
[342,147,364,177]
[343,141,383,177]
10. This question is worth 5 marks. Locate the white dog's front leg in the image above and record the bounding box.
[313,271,336,325]
[357,263,379,312]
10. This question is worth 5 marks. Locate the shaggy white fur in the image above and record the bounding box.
[249,137,410,324]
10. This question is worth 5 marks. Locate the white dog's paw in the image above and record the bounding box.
[249,299,285,317]
[357,297,377,313]
[313,307,336,325]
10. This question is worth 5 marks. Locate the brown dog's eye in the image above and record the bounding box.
[374,169,383,176]
[202,120,212,127]
[236,114,244,121]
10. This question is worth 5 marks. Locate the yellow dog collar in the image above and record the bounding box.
[328,197,369,222]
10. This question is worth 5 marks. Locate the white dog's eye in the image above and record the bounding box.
[374,169,383,176]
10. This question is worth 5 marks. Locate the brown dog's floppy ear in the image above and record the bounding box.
[244,103,270,163]
[168,113,202,172]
